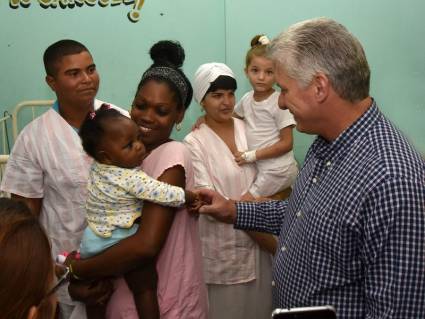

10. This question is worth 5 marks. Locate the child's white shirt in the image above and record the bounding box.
[234,90,297,172]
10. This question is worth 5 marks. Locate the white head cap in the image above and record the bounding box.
[193,62,235,103]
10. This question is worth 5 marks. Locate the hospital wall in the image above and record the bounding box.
[1,0,424,163]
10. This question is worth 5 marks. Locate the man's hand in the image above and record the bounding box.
[194,189,237,224]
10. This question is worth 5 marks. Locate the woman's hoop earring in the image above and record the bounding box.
[175,123,182,131]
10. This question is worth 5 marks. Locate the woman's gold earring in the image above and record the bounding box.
[176,123,182,131]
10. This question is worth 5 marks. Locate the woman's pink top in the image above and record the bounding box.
[106,141,208,319]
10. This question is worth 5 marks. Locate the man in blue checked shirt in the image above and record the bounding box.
[195,17,425,319]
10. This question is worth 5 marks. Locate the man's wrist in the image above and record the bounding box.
[234,201,256,229]
[226,199,237,224]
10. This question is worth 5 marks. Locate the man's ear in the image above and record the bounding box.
[313,73,330,103]
[45,75,56,92]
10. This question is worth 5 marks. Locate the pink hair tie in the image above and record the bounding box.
[89,104,111,120]
[101,103,112,110]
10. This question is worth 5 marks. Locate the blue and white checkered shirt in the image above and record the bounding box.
[235,102,425,318]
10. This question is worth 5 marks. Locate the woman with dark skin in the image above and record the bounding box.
[67,41,208,319]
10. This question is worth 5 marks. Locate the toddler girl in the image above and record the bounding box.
[234,34,298,199]
[77,104,198,318]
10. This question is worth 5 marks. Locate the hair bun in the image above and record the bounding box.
[149,40,185,68]
[250,35,262,47]
[250,34,270,47]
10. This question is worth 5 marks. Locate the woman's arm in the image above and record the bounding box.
[71,165,186,280]
[245,231,277,255]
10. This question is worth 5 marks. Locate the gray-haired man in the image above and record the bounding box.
[196,18,425,318]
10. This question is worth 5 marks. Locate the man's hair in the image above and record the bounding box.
[268,17,370,102]
[43,39,89,76]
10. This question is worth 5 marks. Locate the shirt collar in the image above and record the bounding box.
[52,100,79,132]
[313,99,381,161]
[52,100,60,113]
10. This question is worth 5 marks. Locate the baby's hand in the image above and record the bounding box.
[185,190,198,206]
[188,199,203,215]
[185,190,207,216]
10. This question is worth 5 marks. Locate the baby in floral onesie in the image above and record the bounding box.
[76,104,198,319]
[78,104,197,257]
